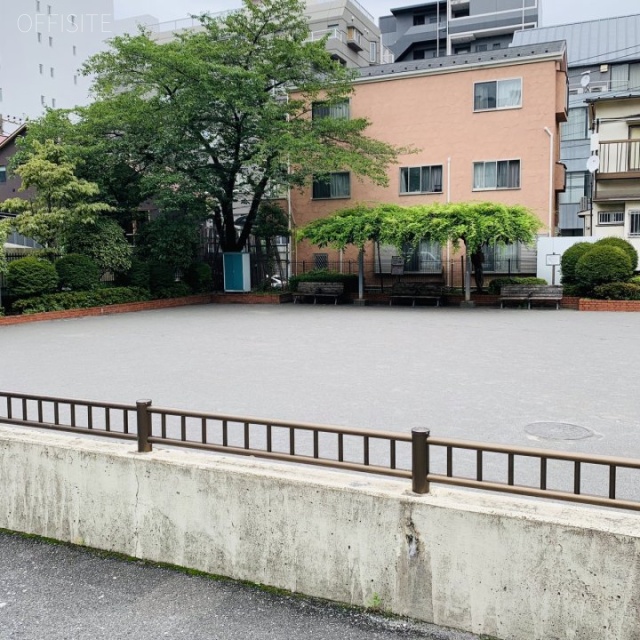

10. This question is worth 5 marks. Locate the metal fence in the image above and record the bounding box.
[2,391,640,512]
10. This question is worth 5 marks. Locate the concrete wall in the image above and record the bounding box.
[1,426,639,640]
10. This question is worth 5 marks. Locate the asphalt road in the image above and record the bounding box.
[0,532,479,640]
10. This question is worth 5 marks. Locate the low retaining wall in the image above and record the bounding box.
[579,298,640,312]
[1,427,638,640]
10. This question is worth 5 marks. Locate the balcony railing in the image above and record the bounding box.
[308,28,345,43]
[598,140,640,175]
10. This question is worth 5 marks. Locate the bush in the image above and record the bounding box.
[593,282,640,300]
[560,243,594,285]
[149,261,177,293]
[593,237,638,271]
[575,245,632,291]
[55,254,101,291]
[153,283,193,299]
[487,277,548,295]
[12,287,151,314]
[7,257,58,298]
[184,262,213,293]
[289,270,358,293]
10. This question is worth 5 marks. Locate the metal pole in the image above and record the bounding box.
[136,399,153,453]
[411,427,430,494]
[358,249,364,299]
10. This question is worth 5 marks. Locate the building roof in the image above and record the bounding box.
[0,124,27,151]
[356,40,566,81]
[511,14,640,66]
[584,90,640,104]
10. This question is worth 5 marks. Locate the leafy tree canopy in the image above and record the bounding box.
[73,0,404,252]
[0,140,114,248]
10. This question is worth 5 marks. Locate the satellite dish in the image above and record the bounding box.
[586,155,600,173]
[581,74,591,88]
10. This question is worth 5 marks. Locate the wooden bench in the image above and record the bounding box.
[292,281,344,305]
[500,285,563,310]
[389,282,444,307]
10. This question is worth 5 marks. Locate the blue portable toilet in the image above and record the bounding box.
[223,253,251,292]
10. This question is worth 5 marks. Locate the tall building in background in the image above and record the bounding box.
[150,0,393,68]
[512,14,640,236]
[380,0,539,62]
[0,1,155,124]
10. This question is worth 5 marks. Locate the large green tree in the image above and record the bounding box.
[76,0,403,252]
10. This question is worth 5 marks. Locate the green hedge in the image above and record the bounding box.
[289,270,358,293]
[7,257,58,298]
[13,287,151,315]
[560,243,594,285]
[55,254,101,291]
[487,277,548,295]
[575,246,632,290]
[592,282,640,300]
[593,237,638,271]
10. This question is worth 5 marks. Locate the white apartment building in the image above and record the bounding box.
[0,1,155,123]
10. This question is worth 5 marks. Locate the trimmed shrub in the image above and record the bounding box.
[184,262,213,293]
[289,270,359,293]
[575,245,632,290]
[124,258,151,290]
[153,283,193,299]
[593,282,640,300]
[149,261,177,293]
[560,243,594,285]
[12,287,151,314]
[55,254,101,291]
[631,275,640,285]
[487,277,548,295]
[593,237,638,271]
[7,257,58,298]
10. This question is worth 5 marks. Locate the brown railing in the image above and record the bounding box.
[598,140,640,174]
[2,391,640,512]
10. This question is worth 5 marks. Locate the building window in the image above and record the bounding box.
[369,41,378,64]
[41,95,46,105]
[630,211,640,236]
[0,166,6,184]
[413,50,425,60]
[50,67,54,78]
[413,14,426,26]
[476,44,488,52]
[73,45,77,56]
[404,240,442,273]
[49,36,53,47]
[400,165,443,194]
[36,0,41,10]
[561,108,588,141]
[314,253,329,270]
[47,4,52,15]
[493,43,501,50]
[37,32,42,43]
[74,74,78,85]
[474,78,522,111]
[473,160,520,190]
[597,211,624,225]
[312,100,350,120]
[559,172,589,206]
[39,63,44,74]
[312,172,350,199]
[51,98,56,108]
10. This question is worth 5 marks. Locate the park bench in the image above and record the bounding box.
[389,282,444,307]
[499,285,563,310]
[292,281,344,305]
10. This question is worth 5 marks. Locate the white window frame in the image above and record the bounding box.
[473,78,522,112]
[473,159,521,190]
[597,211,624,226]
[399,165,443,195]
[629,210,640,237]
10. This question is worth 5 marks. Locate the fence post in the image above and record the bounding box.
[411,427,429,494]
[136,399,153,453]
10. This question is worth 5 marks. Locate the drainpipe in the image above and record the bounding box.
[544,127,554,237]
[446,156,451,287]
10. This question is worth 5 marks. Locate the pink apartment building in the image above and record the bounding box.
[291,41,568,284]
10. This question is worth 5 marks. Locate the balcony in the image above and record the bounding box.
[347,27,363,52]
[598,140,640,177]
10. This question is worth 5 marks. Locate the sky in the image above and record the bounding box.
[114,0,640,28]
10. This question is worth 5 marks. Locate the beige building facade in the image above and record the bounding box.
[291,41,568,281]
[581,94,640,255]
